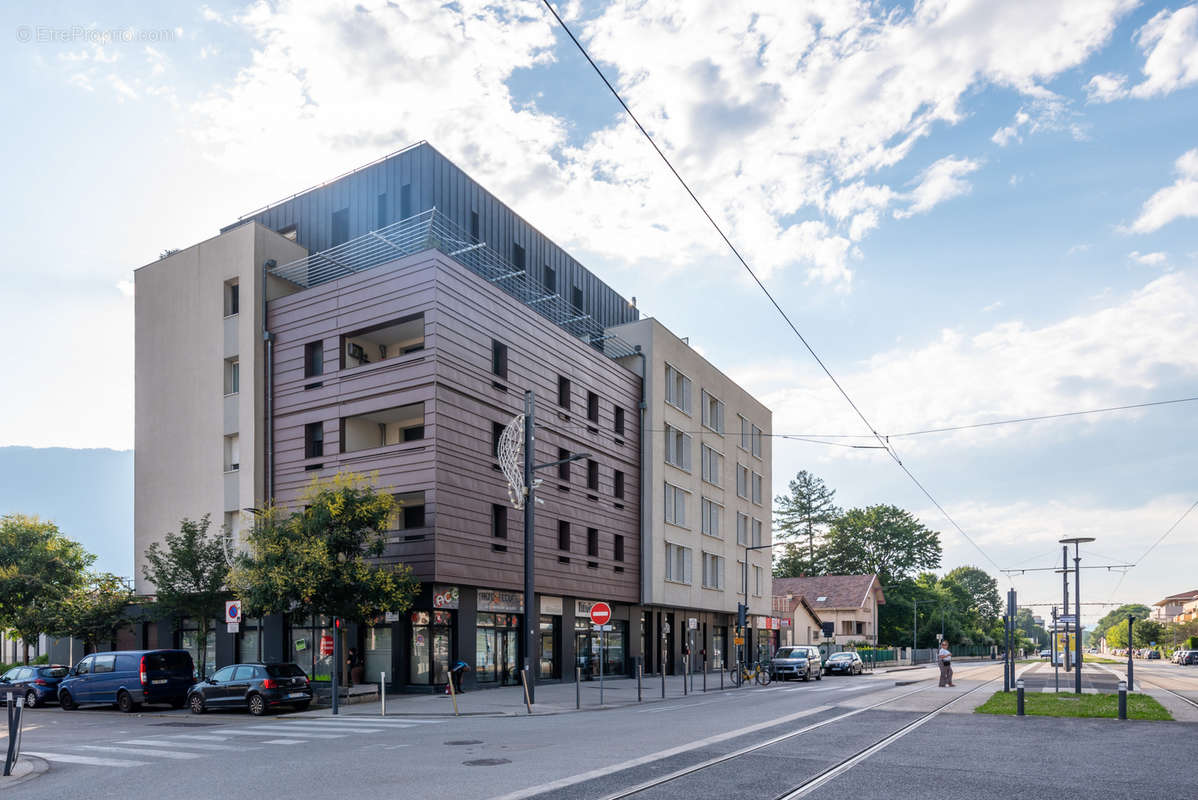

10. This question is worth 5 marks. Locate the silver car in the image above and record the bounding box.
[771,646,823,681]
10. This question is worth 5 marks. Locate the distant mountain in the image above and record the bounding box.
[0,447,133,578]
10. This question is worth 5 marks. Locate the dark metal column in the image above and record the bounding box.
[523,390,536,705]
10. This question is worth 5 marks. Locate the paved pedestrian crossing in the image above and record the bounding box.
[23,715,445,769]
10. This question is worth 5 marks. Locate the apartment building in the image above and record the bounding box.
[610,318,774,674]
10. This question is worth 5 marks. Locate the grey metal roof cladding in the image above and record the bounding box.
[268,208,640,359]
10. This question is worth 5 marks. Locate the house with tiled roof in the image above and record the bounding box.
[1153,590,1198,623]
[771,592,823,647]
[772,575,885,646]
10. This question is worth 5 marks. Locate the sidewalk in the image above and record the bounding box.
[300,671,836,717]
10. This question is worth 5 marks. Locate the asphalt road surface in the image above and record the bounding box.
[4,661,1196,800]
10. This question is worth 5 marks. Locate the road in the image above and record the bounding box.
[4,661,1197,799]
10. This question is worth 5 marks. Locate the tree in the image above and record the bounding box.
[142,515,230,677]
[0,514,93,663]
[944,566,1002,630]
[821,505,942,587]
[51,573,134,654]
[229,473,419,627]
[1090,603,1150,647]
[773,471,841,577]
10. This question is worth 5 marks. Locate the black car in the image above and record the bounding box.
[824,651,864,675]
[0,664,70,708]
[187,662,312,716]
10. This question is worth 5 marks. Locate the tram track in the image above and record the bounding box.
[596,663,1001,800]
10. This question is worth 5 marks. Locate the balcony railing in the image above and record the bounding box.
[269,209,638,359]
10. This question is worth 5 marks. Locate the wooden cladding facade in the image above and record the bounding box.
[269,248,642,603]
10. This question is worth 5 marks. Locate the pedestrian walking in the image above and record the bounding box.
[938,639,955,687]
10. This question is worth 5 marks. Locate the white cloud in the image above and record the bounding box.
[894,156,981,219]
[991,93,1086,146]
[1128,250,1167,266]
[1087,5,1198,102]
[1127,148,1198,234]
[982,300,1003,312]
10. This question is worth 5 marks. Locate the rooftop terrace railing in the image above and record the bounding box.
[268,209,638,359]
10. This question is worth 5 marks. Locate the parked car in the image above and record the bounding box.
[1039,649,1052,660]
[0,664,70,708]
[1180,651,1198,666]
[187,662,312,716]
[58,650,195,712]
[770,646,823,681]
[824,651,864,675]
[1147,650,1162,660]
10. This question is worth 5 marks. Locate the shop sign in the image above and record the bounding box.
[433,585,460,609]
[540,596,563,616]
[319,634,334,656]
[478,588,524,613]
[384,611,399,623]
[576,599,607,617]
[781,618,791,628]
[756,616,768,629]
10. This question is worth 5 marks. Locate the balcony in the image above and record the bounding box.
[341,403,425,454]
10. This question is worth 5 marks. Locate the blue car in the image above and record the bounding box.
[0,664,70,708]
[58,650,195,712]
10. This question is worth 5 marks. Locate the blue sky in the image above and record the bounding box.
[1,0,1195,621]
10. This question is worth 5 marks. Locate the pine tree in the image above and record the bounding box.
[772,471,840,577]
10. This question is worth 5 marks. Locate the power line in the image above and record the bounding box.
[539,0,1006,579]
[1108,498,1198,600]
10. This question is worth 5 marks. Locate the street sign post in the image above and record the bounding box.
[590,603,612,705]
[589,602,612,626]
[225,600,242,634]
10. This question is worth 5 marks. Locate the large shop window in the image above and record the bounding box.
[364,626,391,686]
[341,314,425,369]
[290,615,334,682]
[574,617,628,679]
[538,615,560,679]
[475,613,522,686]
[712,627,727,671]
[179,617,216,678]
[410,610,452,686]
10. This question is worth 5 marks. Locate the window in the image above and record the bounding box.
[587,528,599,557]
[513,242,526,269]
[587,391,599,423]
[304,423,322,459]
[587,459,599,491]
[388,492,426,530]
[664,424,692,471]
[665,542,693,584]
[331,207,349,247]
[544,264,556,293]
[491,340,508,379]
[400,183,412,219]
[736,464,749,499]
[224,358,240,395]
[739,415,750,450]
[701,390,725,433]
[701,498,722,538]
[752,518,763,547]
[736,512,749,546]
[701,444,722,485]
[340,402,424,452]
[614,407,625,436]
[664,482,688,527]
[492,504,507,539]
[558,447,571,481]
[224,279,239,317]
[342,313,425,368]
[304,341,324,378]
[558,520,570,551]
[752,472,763,504]
[223,433,240,471]
[377,193,387,227]
[665,364,692,413]
[614,534,624,562]
[613,469,625,500]
[702,552,725,589]
[278,224,298,241]
[470,210,480,241]
[558,376,571,409]
[752,424,763,458]
[753,565,764,596]
[92,654,116,674]
[492,421,505,460]
[571,285,583,311]
[738,561,746,593]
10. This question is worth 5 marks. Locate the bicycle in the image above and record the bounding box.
[729,661,772,686]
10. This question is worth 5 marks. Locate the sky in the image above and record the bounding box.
[1,0,1195,623]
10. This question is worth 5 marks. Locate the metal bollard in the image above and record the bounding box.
[576,668,581,710]
[720,663,724,690]
[661,664,665,698]
[637,662,643,702]
[683,659,688,696]
[1016,679,1024,716]
[1118,681,1127,720]
[380,672,386,717]
[703,658,707,693]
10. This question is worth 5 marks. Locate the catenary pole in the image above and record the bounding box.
[1074,544,1083,694]
[1061,547,1070,673]
[523,390,536,705]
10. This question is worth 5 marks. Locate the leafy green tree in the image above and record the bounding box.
[51,573,134,654]
[229,473,419,627]
[142,515,230,677]
[1089,603,1151,647]
[821,505,942,587]
[773,471,841,578]
[0,515,93,663]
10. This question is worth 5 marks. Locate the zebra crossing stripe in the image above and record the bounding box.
[120,738,243,751]
[23,751,149,767]
[79,744,202,760]
[260,739,306,745]
[273,723,385,733]
[218,728,343,739]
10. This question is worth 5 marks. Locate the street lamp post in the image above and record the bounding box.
[1060,536,1096,695]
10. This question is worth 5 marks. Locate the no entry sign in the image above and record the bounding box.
[589,602,612,626]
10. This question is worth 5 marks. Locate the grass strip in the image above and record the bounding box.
[975,691,1172,721]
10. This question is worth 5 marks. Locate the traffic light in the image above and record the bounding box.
[737,603,747,628]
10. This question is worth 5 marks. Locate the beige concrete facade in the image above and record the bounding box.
[610,317,773,618]
[133,223,306,593]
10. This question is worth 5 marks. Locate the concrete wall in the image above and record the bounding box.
[610,318,773,618]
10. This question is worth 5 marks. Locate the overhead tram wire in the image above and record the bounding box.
[1108,497,1198,600]
[539,0,1006,579]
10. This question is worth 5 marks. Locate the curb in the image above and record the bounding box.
[0,755,49,790]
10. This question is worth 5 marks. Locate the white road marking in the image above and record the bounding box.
[23,751,149,767]
[169,734,248,743]
[217,728,343,739]
[260,739,306,745]
[120,738,242,751]
[78,744,202,760]
[272,722,386,733]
